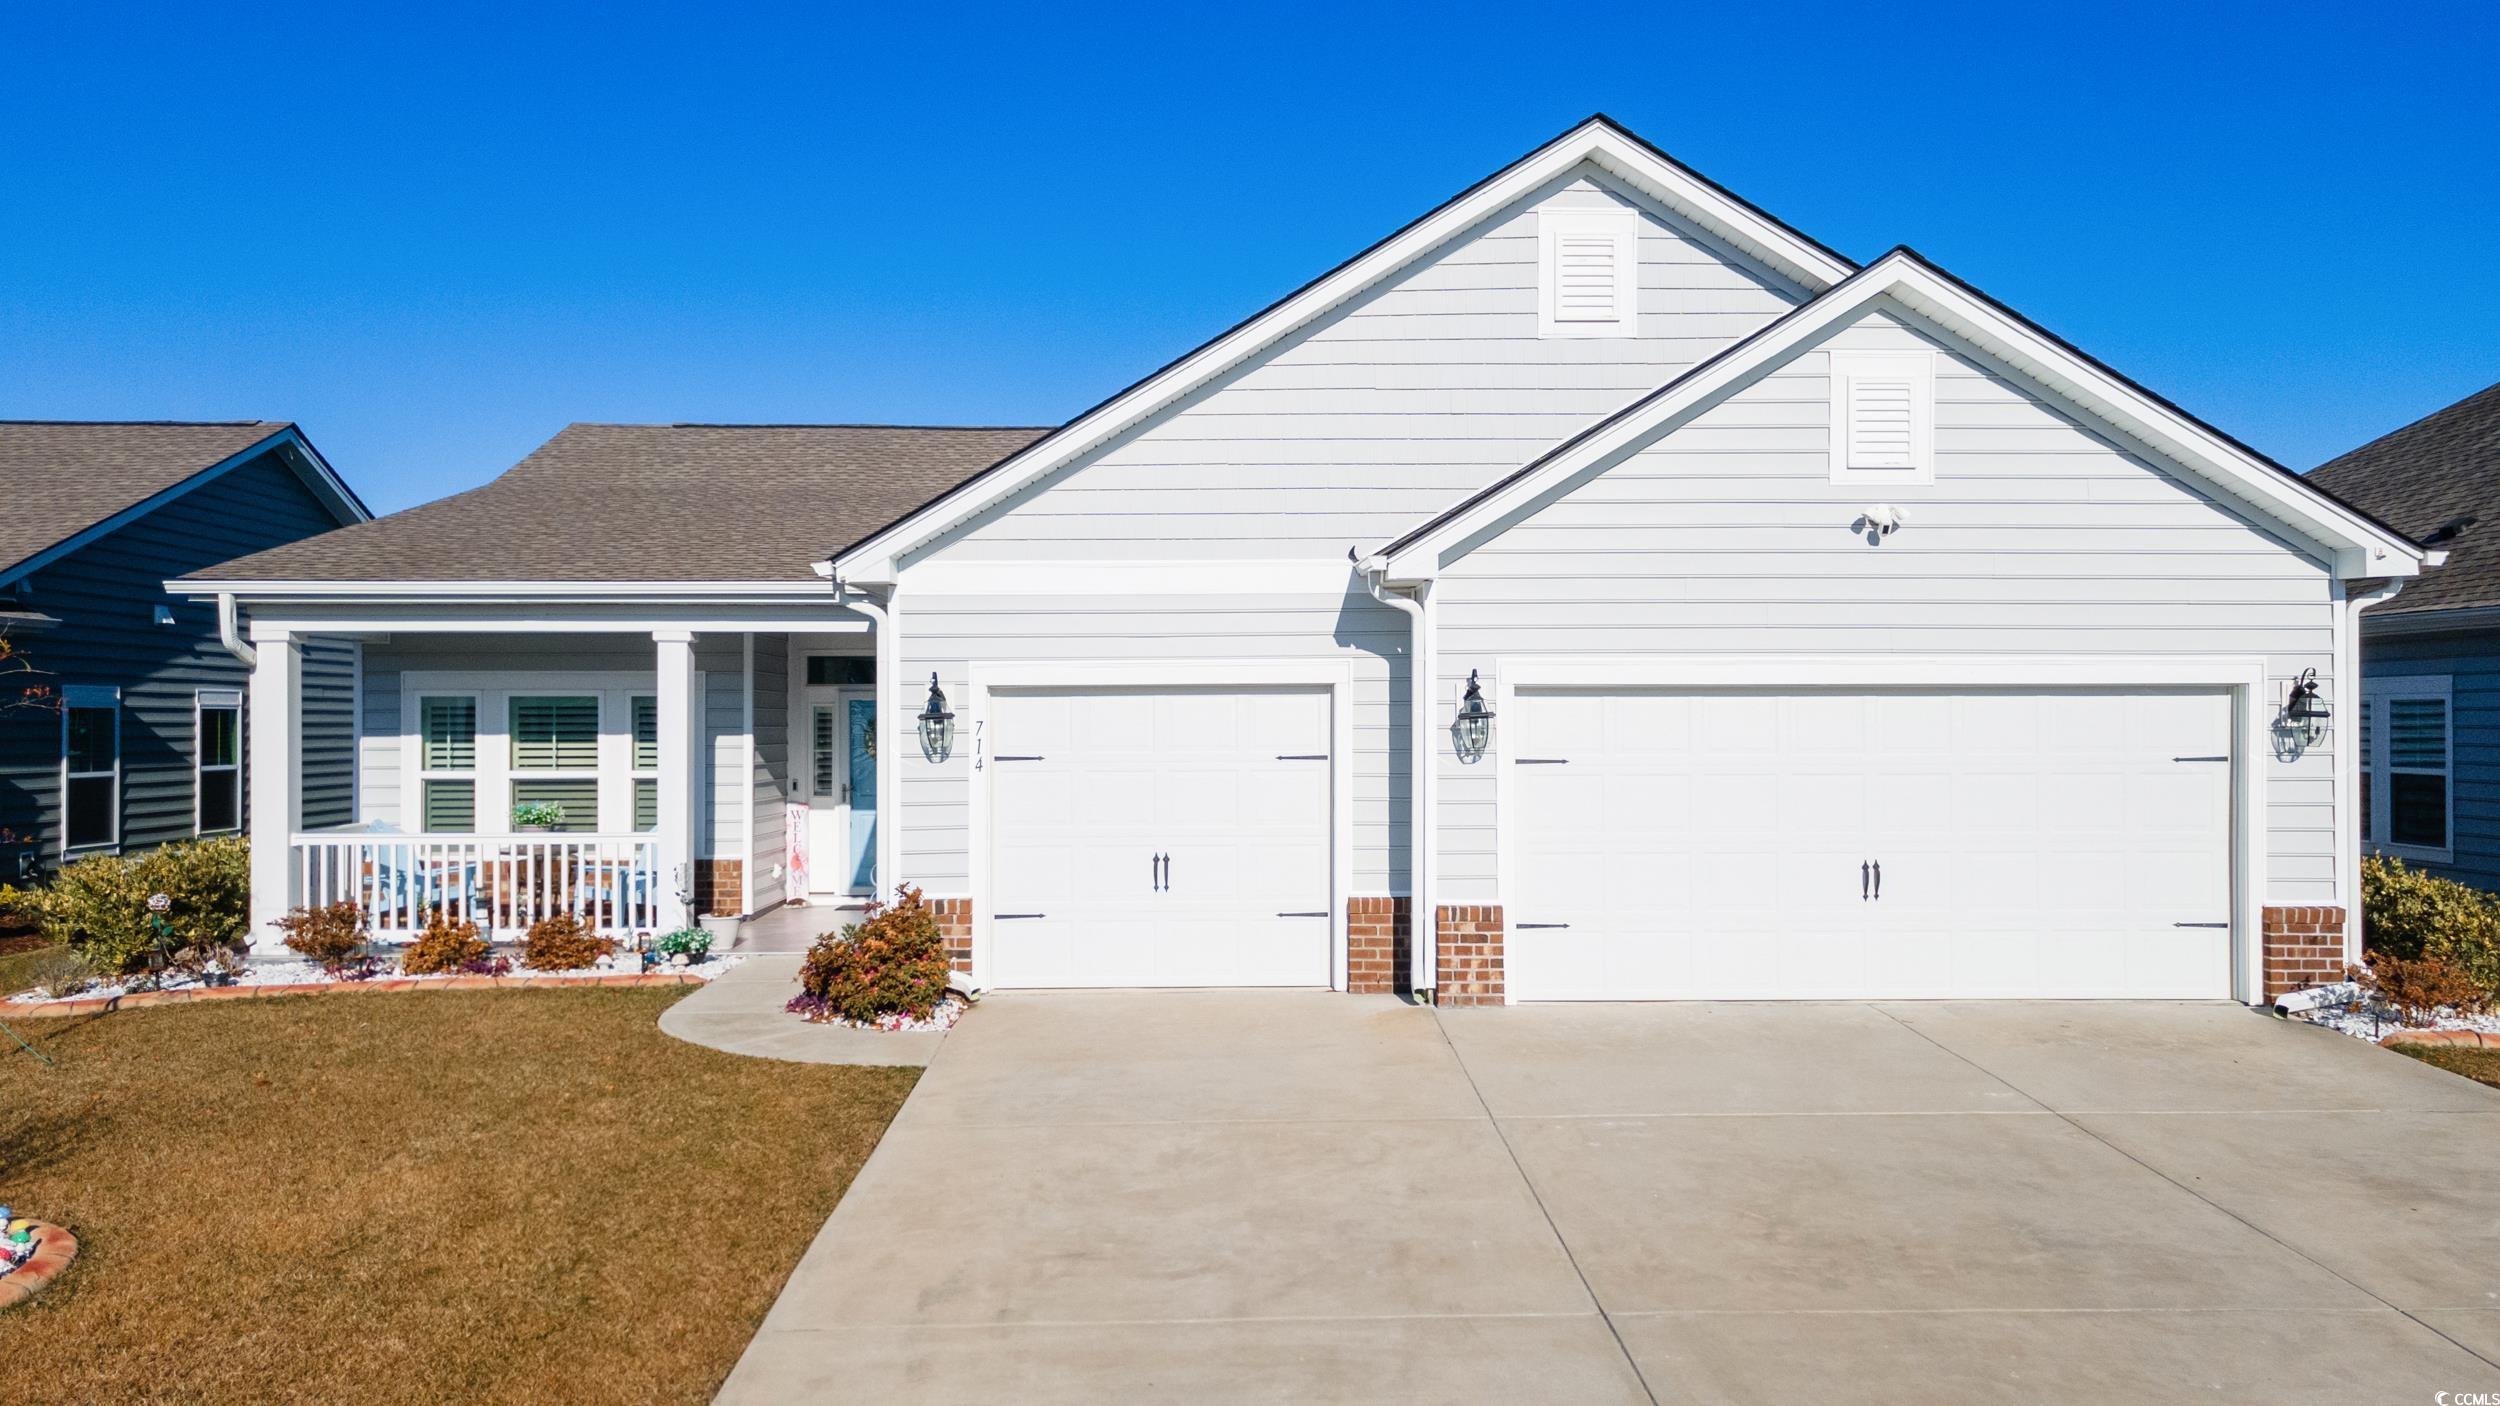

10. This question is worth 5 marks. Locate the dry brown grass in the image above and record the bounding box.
[2393,1041,2500,1090]
[0,987,917,1404]
[0,937,61,995]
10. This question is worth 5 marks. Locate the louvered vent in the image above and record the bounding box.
[1538,209,1636,337]
[1552,234,1620,322]
[1848,379,1917,468]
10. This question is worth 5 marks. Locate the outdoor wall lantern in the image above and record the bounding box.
[1453,669,1495,763]
[917,673,955,761]
[2282,667,2330,750]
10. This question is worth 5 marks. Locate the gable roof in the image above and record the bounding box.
[2307,380,2500,616]
[1369,248,2431,582]
[826,114,1857,583]
[184,423,1050,589]
[0,420,367,582]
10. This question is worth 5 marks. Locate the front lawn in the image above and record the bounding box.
[0,987,916,1404]
[0,934,58,996]
[2392,1040,2500,1090]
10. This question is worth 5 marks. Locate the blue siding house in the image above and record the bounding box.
[0,421,368,877]
[2310,381,2500,890]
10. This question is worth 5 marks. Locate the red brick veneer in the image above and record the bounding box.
[1436,904,1504,1006]
[1347,897,1410,994]
[693,859,745,917]
[929,896,973,974]
[2261,905,2347,1002]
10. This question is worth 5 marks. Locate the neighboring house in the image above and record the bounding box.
[1,421,369,876]
[2308,381,2500,890]
[178,116,2430,1005]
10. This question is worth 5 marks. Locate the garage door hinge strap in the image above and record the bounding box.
[995,912,1046,920]
[1515,758,1569,765]
[2172,755,2228,762]
[1515,922,1570,930]
[995,754,1045,761]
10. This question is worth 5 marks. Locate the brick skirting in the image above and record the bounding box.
[1347,896,1410,994]
[929,896,973,973]
[1436,904,1505,1006]
[2262,905,2347,1002]
[693,859,744,918]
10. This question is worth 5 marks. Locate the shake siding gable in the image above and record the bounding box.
[1430,302,2343,902]
[914,166,1808,565]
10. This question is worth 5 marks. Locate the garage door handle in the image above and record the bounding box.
[1862,861,1870,900]
[1872,860,1880,901]
[1515,922,1569,930]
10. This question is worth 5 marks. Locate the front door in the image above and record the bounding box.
[806,689,877,897]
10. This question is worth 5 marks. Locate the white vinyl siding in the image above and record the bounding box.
[916,166,1805,564]
[1432,301,2344,905]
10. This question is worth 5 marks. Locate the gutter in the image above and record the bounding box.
[828,568,900,905]
[216,593,255,668]
[1358,553,1436,997]
[2337,576,2406,962]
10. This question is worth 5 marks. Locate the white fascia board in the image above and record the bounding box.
[165,578,841,602]
[900,557,1361,596]
[1377,250,2428,582]
[830,118,1855,579]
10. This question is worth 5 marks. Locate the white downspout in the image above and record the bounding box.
[217,592,256,667]
[834,579,900,900]
[1362,558,1435,997]
[2338,576,2406,965]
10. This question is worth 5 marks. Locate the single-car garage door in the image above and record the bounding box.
[987,687,1333,988]
[1508,689,2233,1001]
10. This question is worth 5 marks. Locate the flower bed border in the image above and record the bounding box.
[0,1221,77,1310]
[8,970,708,1019]
[2379,1028,2498,1050]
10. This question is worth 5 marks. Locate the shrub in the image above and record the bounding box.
[2361,856,2500,1000]
[791,885,951,1024]
[399,910,492,975]
[20,837,252,974]
[2349,952,2492,1026]
[22,946,97,999]
[274,900,370,974]
[520,912,615,971]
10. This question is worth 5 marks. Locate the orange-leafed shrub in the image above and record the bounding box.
[791,885,950,1024]
[400,910,493,975]
[2350,952,2493,1026]
[520,912,616,972]
[274,901,369,974]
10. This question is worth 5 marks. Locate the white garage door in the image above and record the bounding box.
[987,687,1333,988]
[1508,690,2234,1001]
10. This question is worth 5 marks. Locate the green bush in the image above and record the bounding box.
[2361,856,2500,998]
[19,836,251,974]
[792,885,952,1023]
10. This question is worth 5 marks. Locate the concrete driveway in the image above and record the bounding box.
[719,995,2500,1404]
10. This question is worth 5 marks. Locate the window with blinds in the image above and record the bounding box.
[2363,680,2451,855]
[421,696,476,770]
[632,695,659,832]
[424,779,476,832]
[510,696,599,770]
[1829,350,1935,484]
[513,778,600,833]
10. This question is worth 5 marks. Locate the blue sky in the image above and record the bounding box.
[4,2,2495,515]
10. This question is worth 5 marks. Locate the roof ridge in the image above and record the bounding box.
[0,418,280,427]
[560,421,1053,432]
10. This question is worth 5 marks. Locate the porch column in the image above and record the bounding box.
[247,625,301,951]
[655,630,698,930]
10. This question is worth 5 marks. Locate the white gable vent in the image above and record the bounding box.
[1538,208,1637,337]
[1829,349,1935,484]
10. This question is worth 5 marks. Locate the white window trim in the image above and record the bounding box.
[60,684,122,856]
[195,688,244,836]
[398,672,654,835]
[1536,207,1638,338]
[1828,348,1936,486]
[2362,674,2453,865]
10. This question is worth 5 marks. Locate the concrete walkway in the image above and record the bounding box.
[657,954,944,1067]
[720,994,2500,1404]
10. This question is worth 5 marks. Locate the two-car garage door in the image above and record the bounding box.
[1507,689,2234,1001]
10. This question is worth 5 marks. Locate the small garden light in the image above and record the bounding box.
[917,673,955,761]
[2283,667,2330,749]
[1453,669,1495,763]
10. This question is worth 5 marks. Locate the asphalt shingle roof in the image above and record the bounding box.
[2308,381,2500,615]
[0,420,294,575]
[194,423,1053,585]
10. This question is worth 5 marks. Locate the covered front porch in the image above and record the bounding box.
[230,589,897,950]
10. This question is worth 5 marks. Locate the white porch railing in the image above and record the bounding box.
[290,832,666,938]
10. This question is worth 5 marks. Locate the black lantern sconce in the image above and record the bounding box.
[2282,667,2329,750]
[918,673,955,761]
[1453,669,1495,763]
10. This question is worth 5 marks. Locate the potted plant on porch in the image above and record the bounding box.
[511,801,565,833]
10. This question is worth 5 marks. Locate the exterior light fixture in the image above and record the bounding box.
[2283,667,2329,749]
[917,673,955,761]
[1453,669,1495,763]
